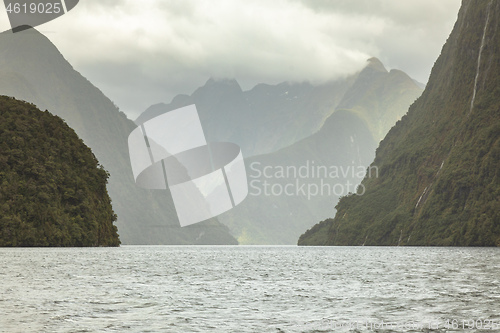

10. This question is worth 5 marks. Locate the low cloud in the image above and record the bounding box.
[0,0,461,118]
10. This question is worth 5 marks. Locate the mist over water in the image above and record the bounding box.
[1,246,499,332]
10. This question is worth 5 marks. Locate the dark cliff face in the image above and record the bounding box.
[0,96,120,246]
[299,0,500,246]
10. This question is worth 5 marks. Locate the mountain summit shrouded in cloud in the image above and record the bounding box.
[4,0,461,118]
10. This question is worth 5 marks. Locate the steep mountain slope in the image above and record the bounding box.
[214,61,421,244]
[0,96,120,246]
[0,29,237,245]
[299,0,500,246]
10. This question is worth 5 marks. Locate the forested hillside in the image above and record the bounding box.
[0,96,120,246]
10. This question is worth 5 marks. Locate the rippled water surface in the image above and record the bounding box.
[1,246,499,332]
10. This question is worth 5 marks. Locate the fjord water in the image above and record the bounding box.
[1,246,499,332]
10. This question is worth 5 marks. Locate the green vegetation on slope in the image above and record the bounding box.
[298,0,500,247]
[0,96,120,246]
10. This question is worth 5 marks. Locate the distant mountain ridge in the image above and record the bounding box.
[299,0,500,246]
[137,77,350,157]
[138,58,422,160]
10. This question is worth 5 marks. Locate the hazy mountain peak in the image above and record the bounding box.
[365,57,388,73]
[204,77,242,92]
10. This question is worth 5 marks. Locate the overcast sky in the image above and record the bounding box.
[1,0,461,119]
